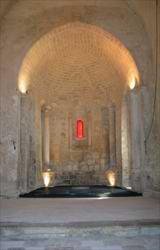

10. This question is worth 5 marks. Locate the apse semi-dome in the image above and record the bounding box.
[18,22,140,104]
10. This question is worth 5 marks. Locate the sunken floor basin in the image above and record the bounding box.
[19,185,142,198]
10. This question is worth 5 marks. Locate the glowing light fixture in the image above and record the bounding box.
[42,169,54,187]
[105,170,116,186]
[42,172,50,187]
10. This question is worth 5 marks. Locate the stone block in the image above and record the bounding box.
[7,248,25,250]
[123,246,146,250]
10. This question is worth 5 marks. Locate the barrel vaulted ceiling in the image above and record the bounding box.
[18,22,139,108]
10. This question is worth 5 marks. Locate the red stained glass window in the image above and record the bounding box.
[76,119,84,139]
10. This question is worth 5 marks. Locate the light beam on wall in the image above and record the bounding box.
[42,172,50,187]
[129,76,136,90]
[42,169,54,187]
[19,79,28,94]
[105,170,116,186]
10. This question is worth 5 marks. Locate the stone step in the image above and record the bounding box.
[1,198,159,249]
[0,223,160,250]
[1,221,160,240]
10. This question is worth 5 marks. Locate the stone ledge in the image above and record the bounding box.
[1,224,160,241]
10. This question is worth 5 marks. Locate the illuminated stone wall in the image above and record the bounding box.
[48,106,117,185]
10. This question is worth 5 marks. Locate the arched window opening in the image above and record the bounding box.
[76,119,84,139]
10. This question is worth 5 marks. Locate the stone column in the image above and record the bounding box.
[141,85,158,192]
[101,107,110,166]
[44,110,50,165]
[121,95,131,187]
[34,103,42,176]
[18,93,36,193]
[41,107,50,170]
[87,111,92,146]
[108,104,116,168]
[68,112,72,151]
[105,110,110,167]
[129,88,145,192]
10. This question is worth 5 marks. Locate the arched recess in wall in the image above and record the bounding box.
[17,22,140,190]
